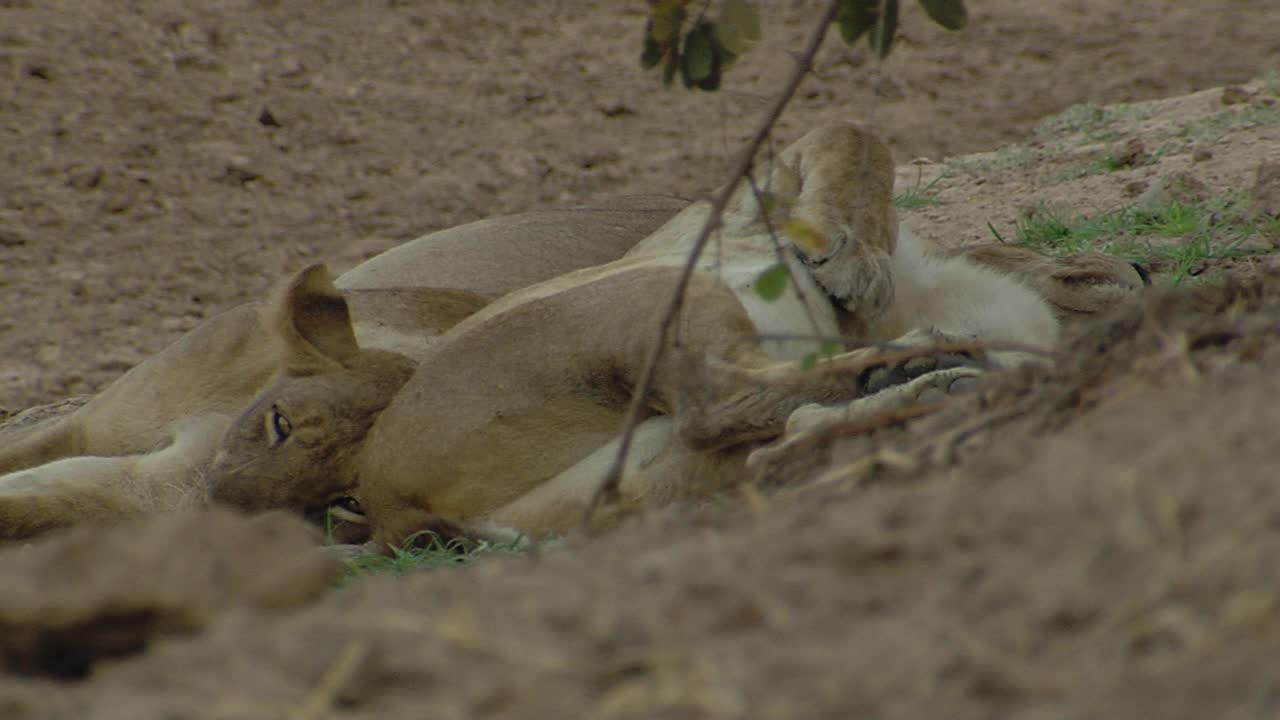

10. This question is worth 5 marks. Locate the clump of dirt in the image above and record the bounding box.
[2,272,1278,718]
[0,509,336,679]
[3,2,1280,719]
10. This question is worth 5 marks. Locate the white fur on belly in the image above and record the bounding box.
[870,227,1059,349]
[715,246,840,362]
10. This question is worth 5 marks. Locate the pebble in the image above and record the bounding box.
[1249,160,1280,220]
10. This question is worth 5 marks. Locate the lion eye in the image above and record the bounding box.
[267,406,292,446]
[328,496,366,523]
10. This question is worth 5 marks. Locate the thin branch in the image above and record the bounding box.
[743,171,827,338]
[585,0,844,518]
[746,333,1056,359]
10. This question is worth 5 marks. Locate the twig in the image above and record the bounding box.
[745,333,1055,358]
[916,392,1041,465]
[586,0,844,519]
[289,637,371,720]
[743,171,827,338]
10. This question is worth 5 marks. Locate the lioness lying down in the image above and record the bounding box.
[0,195,688,538]
[0,124,1145,546]
[203,124,1144,549]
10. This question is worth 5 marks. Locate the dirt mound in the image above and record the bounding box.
[4,2,1280,718]
[0,272,1276,718]
[0,508,336,681]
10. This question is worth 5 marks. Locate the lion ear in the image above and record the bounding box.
[272,264,360,374]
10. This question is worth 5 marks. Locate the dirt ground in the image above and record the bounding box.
[3,1,1280,718]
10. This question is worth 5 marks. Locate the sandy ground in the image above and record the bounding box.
[3,0,1279,409]
[2,1,1280,718]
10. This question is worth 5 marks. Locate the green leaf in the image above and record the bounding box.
[869,0,899,59]
[801,353,819,371]
[678,20,724,91]
[681,21,715,85]
[837,0,876,46]
[917,0,967,30]
[640,20,664,69]
[757,189,795,224]
[754,263,788,301]
[649,0,688,45]
[662,45,679,87]
[783,219,829,255]
[820,340,842,356]
[718,0,761,55]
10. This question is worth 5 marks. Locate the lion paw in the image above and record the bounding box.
[786,364,983,438]
[808,248,895,320]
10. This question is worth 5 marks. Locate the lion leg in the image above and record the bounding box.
[479,416,686,537]
[0,414,228,541]
[0,304,274,477]
[357,264,769,549]
[0,411,85,477]
[726,123,899,322]
[0,455,151,539]
[673,328,992,452]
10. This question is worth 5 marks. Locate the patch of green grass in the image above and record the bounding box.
[1176,103,1280,141]
[1036,101,1155,139]
[1257,67,1280,96]
[1005,192,1276,286]
[1096,153,1130,173]
[946,144,1045,175]
[337,531,527,585]
[1011,206,1090,253]
[1050,141,1177,185]
[1037,102,1110,135]
[894,171,944,210]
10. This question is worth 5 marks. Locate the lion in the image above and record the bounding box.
[2,125,1148,545]
[201,123,1148,550]
[0,195,688,539]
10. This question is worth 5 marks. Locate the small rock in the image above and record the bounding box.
[1123,179,1149,197]
[1234,234,1276,253]
[279,57,306,78]
[66,166,104,190]
[1192,146,1213,162]
[1248,159,1280,220]
[1220,85,1253,106]
[222,154,261,185]
[1135,170,1209,210]
[330,126,363,145]
[1111,137,1148,167]
[257,107,282,127]
[597,100,635,118]
[0,228,26,247]
[279,202,317,225]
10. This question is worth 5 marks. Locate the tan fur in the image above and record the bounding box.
[944,243,1149,323]
[0,414,230,537]
[3,126,1146,545]
[204,124,1143,549]
[0,196,685,539]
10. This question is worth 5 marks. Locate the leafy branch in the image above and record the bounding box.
[640,0,967,90]
[586,0,969,519]
[586,0,844,517]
